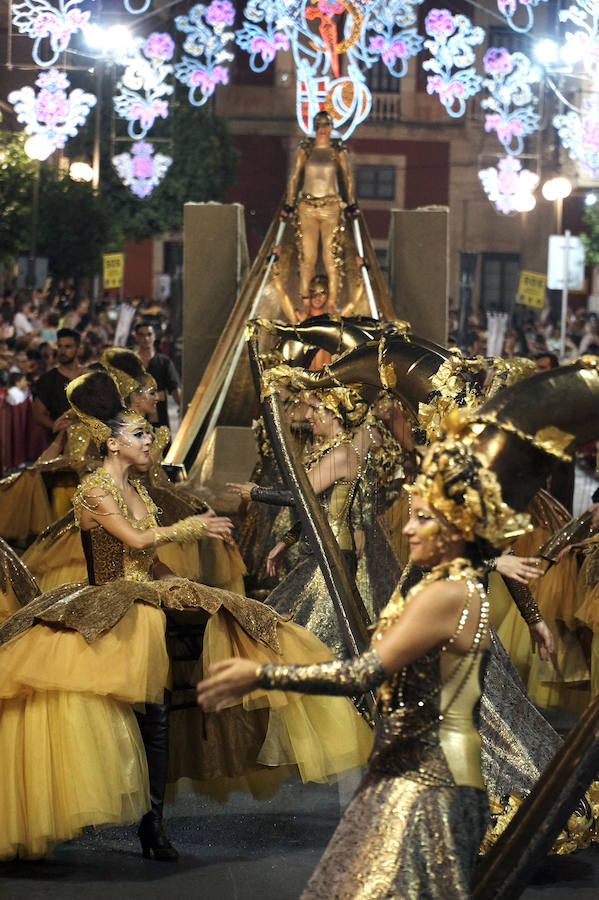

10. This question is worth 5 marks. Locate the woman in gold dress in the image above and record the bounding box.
[198,359,599,898]
[229,386,396,656]
[0,371,372,862]
[23,349,246,593]
[200,426,497,899]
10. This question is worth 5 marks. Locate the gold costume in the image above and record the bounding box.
[258,560,490,900]
[286,140,355,307]
[0,468,371,859]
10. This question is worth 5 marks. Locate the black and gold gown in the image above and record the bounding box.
[256,559,491,899]
[263,421,400,657]
[0,468,372,860]
[22,425,246,593]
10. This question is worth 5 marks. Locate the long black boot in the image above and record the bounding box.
[136,692,179,862]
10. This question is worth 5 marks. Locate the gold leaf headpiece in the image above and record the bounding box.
[408,410,531,547]
[101,349,142,400]
[66,373,112,447]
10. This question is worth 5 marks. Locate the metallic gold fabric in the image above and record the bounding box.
[258,647,385,695]
[263,561,490,899]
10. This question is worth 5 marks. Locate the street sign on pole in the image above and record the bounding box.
[516,271,546,308]
[547,234,585,290]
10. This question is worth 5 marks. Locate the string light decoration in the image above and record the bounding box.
[481,48,541,155]
[8,68,96,158]
[112,141,173,197]
[174,1,236,106]
[9,0,599,206]
[479,156,539,213]
[423,9,484,117]
[113,32,175,139]
[12,0,90,67]
[496,0,548,35]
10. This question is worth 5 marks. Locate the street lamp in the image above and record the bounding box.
[23,135,53,290]
[542,176,572,233]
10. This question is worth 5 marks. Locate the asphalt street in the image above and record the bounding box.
[1,777,598,900]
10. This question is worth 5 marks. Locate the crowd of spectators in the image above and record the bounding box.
[449,303,599,361]
[0,283,180,474]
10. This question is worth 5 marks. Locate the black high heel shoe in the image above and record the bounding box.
[138,813,179,862]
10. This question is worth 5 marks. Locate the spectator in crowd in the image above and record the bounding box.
[535,351,559,372]
[9,348,31,375]
[0,302,15,342]
[61,297,90,332]
[13,299,37,339]
[40,310,60,343]
[6,371,30,406]
[80,331,105,367]
[32,328,85,438]
[133,322,180,428]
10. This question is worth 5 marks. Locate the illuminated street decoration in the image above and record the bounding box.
[479,156,539,214]
[112,141,172,197]
[496,0,548,35]
[8,68,96,157]
[124,0,152,14]
[423,9,484,117]
[481,48,541,155]
[554,95,599,179]
[113,32,175,139]
[174,2,236,106]
[12,0,90,66]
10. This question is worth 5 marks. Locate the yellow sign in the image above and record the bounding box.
[103,253,124,289]
[516,270,546,308]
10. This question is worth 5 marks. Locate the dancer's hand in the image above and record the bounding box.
[198,510,233,540]
[266,541,286,576]
[196,659,259,710]
[496,553,542,583]
[227,482,257,502]
[529,620,554,661]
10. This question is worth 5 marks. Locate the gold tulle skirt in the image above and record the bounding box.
[0,470,52,542]
[24,528,246,595]
[0,692,149,860]
[0,603,167,859]
[172,610,374,800]
[0,598,372,858]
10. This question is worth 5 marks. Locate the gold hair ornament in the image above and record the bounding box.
[407,410,532,547]
[67,374,112,447]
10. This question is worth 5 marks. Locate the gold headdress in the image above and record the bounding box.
[261,364,367,426]
[67,370,148,449]
[410,356,599,548]
[408,411,531,546]
[101,348,157,401]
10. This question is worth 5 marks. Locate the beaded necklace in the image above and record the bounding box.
[373,558,490,733]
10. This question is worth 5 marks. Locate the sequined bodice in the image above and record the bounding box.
[370,561,490,788]
[73,468,158,585]
[301,146,339,198]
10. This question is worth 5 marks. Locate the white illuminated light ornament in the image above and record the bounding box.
[423,9,484,117]
[12,0,90,67]
[481,48,541,155]
[113,33,175,139]
[24,133,54,160]
[496,0,549,35]
[541,176,572,202]
[112,141,172,198]
[69,161,94,181]
[478,156,539,214]
[9,69,96,156]
[175,0,424,138]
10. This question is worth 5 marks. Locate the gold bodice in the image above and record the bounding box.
[371,560,489,788]
[328,481,355,551]
[73,468,158,585]
[301,146,340,198]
